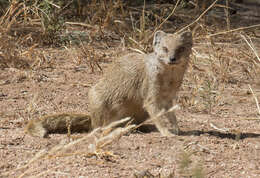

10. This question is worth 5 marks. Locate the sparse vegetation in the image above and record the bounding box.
[178,151,204,178]
[0,0,260,177]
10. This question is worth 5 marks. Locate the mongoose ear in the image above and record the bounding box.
[179,31,192,44]
[153,30,166,48]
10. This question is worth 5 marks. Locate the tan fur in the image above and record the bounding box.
[25,113,91,138]
[25,30,193,137]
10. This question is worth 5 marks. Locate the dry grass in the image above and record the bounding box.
[2,117,135,177]
[3,106,192,177]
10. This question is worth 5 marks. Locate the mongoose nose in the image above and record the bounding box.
[170,57,177,63]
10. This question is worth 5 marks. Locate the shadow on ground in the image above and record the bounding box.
[135,124,260,140]
[180,130,260,140]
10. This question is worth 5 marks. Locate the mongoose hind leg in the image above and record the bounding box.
[90,102,149,129]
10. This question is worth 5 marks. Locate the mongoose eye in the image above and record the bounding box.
[178,47,185,53]
[162,46,169,53]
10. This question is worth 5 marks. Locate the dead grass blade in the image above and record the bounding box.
[78,41,103,73]
[206,24,260,38]
[248,84,260,117]
[8,117,134,177]
[177,0,219,33]
[0,1,24,31]
[240,34,260,63]
[135,105,180,130]
[209,122,229,133]
[96,124,136,148]
[147,0,181,41]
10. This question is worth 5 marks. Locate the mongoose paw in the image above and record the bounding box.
[159,125,180,137]
[170,126,180,136]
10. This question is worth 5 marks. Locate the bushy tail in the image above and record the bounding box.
[25,113,91,138]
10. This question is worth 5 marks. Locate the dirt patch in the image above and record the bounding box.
[1,42,260,177]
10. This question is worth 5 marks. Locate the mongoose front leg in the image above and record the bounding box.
[145,101,180,136]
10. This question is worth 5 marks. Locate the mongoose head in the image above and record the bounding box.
[153,30,192,66]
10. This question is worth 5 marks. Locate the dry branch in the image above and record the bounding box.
[248,84,260,117]
[177,0,220,33]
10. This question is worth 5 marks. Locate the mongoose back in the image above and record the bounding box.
[25,30,193,137]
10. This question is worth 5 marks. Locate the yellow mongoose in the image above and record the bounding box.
[25,30,193,137]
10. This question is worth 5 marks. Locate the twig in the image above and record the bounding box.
[97,125,136,148]
[134,105,180,129]
[44,0,60,9]
[184,141,216,154]
[146,0,182,41]
[184,141,198,149]
[206,24,260,38]
[209,123,229,132]
[225,0,230,31]
[248,84,260,116]
[128,37,146,51]
[177,0,219,33]
[240,34,260,63]
[7,117,134,177]
[129,47,146,54]
[197,144,216,154]
[65,22,98,29]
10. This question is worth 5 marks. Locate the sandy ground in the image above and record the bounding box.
[0,40,260,177]
[1,2,260,176]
